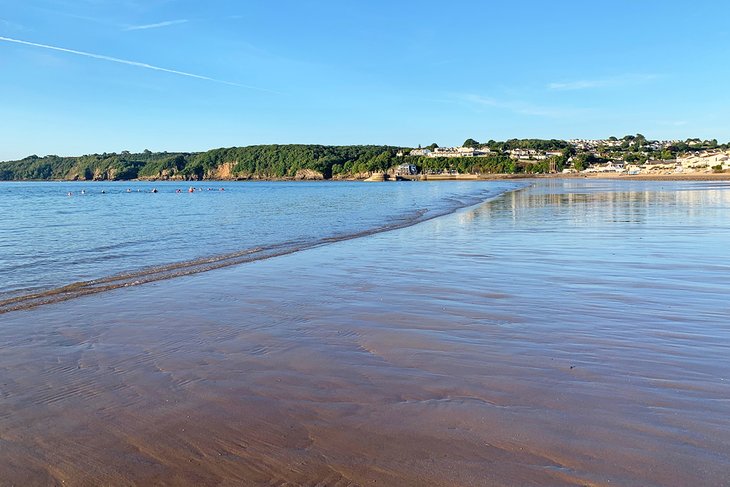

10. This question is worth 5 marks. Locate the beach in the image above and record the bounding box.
[410,171,730,182]
[1,179,729,486]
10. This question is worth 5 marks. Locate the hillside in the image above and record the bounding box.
[0,145,405,181]
[0,144,519,181]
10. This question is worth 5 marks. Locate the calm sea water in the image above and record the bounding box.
[0,180,521,299]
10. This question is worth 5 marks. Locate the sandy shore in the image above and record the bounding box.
[1,180,729,486]
[414,172,730,182]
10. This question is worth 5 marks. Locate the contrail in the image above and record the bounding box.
[0,35,278,93]
[124,19,189,31]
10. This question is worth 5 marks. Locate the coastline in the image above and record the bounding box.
[1,179,728,486]
[3,170,730,184]
[405,172,730,182]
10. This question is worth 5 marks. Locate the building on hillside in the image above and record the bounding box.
[428,147,473,158]
[431,147,462,157]
[411,146,493,158]
[676,151,730,170]
[395,163,418,176]
[569,139,622,150]
[583,160,626,173]
[509,149,538,159]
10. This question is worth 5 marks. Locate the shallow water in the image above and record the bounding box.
[0,180,518,300]
[0,179,728,486]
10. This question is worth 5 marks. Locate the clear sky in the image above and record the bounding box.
[1,0,729,161]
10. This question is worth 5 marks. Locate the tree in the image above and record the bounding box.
[462,138,479,148]
[572,153,598,171]
[624,152,646,163]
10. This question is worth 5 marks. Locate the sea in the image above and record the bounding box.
[0,180,522,301]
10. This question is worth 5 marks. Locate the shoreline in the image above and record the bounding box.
[3,171,730,184]
[405,172,730,182]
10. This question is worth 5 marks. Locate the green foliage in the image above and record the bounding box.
[572,153,601,171]
[484,138,568,152]
[462,138,479,148]
[412,155,517,174]
[137,154,187,178]
[0,145,404,181]
[624,152,647,164]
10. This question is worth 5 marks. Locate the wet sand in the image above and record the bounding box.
[1,179,729,486]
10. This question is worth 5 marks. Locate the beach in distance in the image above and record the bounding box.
[1,179,729,486]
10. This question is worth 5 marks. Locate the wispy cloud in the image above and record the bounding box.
[457,93,583,118]
[548,74,659,91]
[0,36,279,93]
[124,19,189,31]
[0,17,24,30]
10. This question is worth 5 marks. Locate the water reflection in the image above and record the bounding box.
[464,179,730,229]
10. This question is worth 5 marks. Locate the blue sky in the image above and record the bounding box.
[1,0,729,160]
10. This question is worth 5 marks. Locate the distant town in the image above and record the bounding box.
[395,135,729,177]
